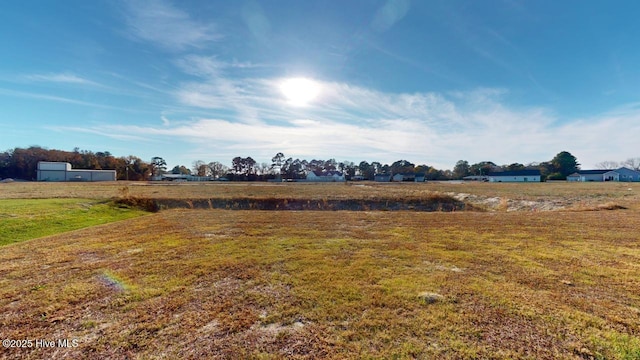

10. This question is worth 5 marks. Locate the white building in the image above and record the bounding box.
[306,170,345,182]
[487,170,541,182]
[37,162,117,182]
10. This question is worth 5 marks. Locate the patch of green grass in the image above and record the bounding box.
[589,331,640,360]
[0,198,147,246]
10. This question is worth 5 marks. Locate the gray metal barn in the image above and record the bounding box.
[37,161,117,181]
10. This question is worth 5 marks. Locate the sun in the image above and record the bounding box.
[279,77,321,106]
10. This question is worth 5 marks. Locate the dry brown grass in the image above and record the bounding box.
[1,206,640,359]
[1,180,639,201]
[2,181,640,358]
[3,181,640,213]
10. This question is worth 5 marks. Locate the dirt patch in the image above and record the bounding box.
[567,202,628,211]
[447,192,628,212]
[417,292,445,304]
[114,195,479,212]
[113,196,160,212]
[448,192,566,211]
[114,191,629,213]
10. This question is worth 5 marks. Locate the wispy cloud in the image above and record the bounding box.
[24,73,101,86]
[175,55,265,78]
[55,72,640,168]
[47,125,148,142]
[0,87,110,109]
[175,55,227,78]
[0,87,153,114]
[122,0,222,51]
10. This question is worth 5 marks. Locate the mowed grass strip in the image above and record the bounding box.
[0,199,147,246]
[1,209,639,359]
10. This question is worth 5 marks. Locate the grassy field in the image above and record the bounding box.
[0,182,639,359]
[0,198,147,246]
[2,180,639,204]
[2,181,640,214]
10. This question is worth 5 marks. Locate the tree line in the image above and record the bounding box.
[453,151,582,181]
[4,146,633,182]
[175,153,454,181]
[0,147,452,181]
[160,151,584,182]
[454,152,639,180]
[0,146,150,180]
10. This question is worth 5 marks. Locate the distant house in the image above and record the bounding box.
[154,174,213,182]
[306,170,345,182]
[567,167,640,182]
[604,171,620,182]
[566,170,610,182]
[392,173,415,182]
[463,175,488,181]
[37,161,116,182]
[414,173,426,182]
[615,167,640,182]
[487,170,541,182]
[374,174,391,182]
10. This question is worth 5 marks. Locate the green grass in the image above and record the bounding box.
[0,198,147,246]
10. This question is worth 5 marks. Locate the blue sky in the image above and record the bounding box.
[2,0,640,170]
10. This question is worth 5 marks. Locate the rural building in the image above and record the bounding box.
[463,175,488,181]
[374,174,391,182]
[566,170,610,182]
[614,167,640,181]
[414,173,426,182]
[37,161,116,182]
[487,170,541,182]
[306,170,345,182]
[392,173,416,182]
[153,174,213,181]
[567,167,640,182]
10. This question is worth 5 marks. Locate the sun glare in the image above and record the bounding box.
[279,78,321,106]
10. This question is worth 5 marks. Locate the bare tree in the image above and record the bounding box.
[595,161,619,169]
[207,161,228,179]
[622,157,640,171]
[192,160,209,176]
[257,162,272,175]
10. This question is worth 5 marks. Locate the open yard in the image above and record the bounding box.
[1,182,639,359]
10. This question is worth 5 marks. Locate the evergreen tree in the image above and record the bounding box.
[550,151,580,179]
